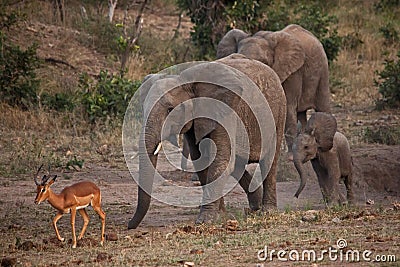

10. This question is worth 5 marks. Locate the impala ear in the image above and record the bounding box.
[48,175,57,186]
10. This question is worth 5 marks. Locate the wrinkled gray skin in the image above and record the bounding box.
[292,112,354,205]
[128,54,286,229]
[217,24,331,159]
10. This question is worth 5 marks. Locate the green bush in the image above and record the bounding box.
[79,70,141,123]
[178,0,342,62]
[176,0,226,59]
[224,0,265,33]
[375,51,400,109]
[0,11,41,109]
[41,92,76,112]
[293,3,342,63]
[374,0,400,13]
[379,23,399,45]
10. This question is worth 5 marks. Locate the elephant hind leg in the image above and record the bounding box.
[260,157,278,210]
[231,161,262,211]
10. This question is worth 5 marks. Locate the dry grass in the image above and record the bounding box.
[0,103,124,177]
[331,1,400,108]
[1,200,399,266]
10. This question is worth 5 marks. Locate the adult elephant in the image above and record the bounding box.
[127,54,286,229]
[217,24,331,160]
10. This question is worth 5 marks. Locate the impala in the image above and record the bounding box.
[34,165,106,248]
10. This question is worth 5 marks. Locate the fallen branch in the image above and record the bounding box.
[44,57,76,69]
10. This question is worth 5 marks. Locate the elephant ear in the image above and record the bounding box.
[305,112,337,152]
[180,61,244,144]
[217,29,250,59]
[263,31,305,83]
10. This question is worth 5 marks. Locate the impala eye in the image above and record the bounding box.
[41,188,46,193]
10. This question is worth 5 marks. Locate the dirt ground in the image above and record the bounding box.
[0,143,399,266]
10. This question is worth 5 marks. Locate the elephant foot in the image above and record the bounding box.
[195,205,221,224]
[262,195,277,211]
[261,206,277,213]
[247,188,262,211]
[191,173,199,181]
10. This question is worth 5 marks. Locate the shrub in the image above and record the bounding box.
[379,23,399,45]
[79,70,141,123]
[375,51,400,109]
[178,0,342,62]
[177,0,227,59]
[41,92,76,112]
[224,0,265,33]
[0,11,41,109]
[293,3,342,63]
[374,0,400,13]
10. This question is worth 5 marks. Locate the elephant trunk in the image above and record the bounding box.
[293,157,307,198]
[128,132,158,229]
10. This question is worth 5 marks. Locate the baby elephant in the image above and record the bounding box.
[292,112,354,205]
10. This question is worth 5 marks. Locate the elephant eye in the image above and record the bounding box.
[304,145,309,149]
[167,107,173,113]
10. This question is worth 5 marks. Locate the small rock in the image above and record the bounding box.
[165,232,173,239]
[189,249,204,255]
[95,253,111,262]
[192,181,201,186]
[184,262,195,267]
[225,220,239,231]
[106,232,118,242]
[302,210,318,222]
[332,217,341,223]
[214,240,223,248]
[18,241,35,251]
[366,199,375,205]
[393,202,400,210]
[1,257,17,267]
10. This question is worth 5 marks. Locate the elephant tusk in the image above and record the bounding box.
[153,142,162,155]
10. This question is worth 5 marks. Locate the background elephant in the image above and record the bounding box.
[128,54,286,229]
[292,112,354,205]
[217,24,331,160]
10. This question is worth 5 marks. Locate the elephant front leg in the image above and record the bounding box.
[193,134,230,224]
[311,159,334,205]
[344,173,354,204]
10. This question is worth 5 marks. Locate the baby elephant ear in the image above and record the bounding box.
[306,112,337,152]
[217,29,250,59]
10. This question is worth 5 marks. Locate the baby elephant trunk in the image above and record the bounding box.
[293,158,307,198]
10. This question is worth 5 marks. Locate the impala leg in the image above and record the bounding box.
[77,209,90,240]
[93,205,106,246]
[53,212,64,242]
[70,208,77,248]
